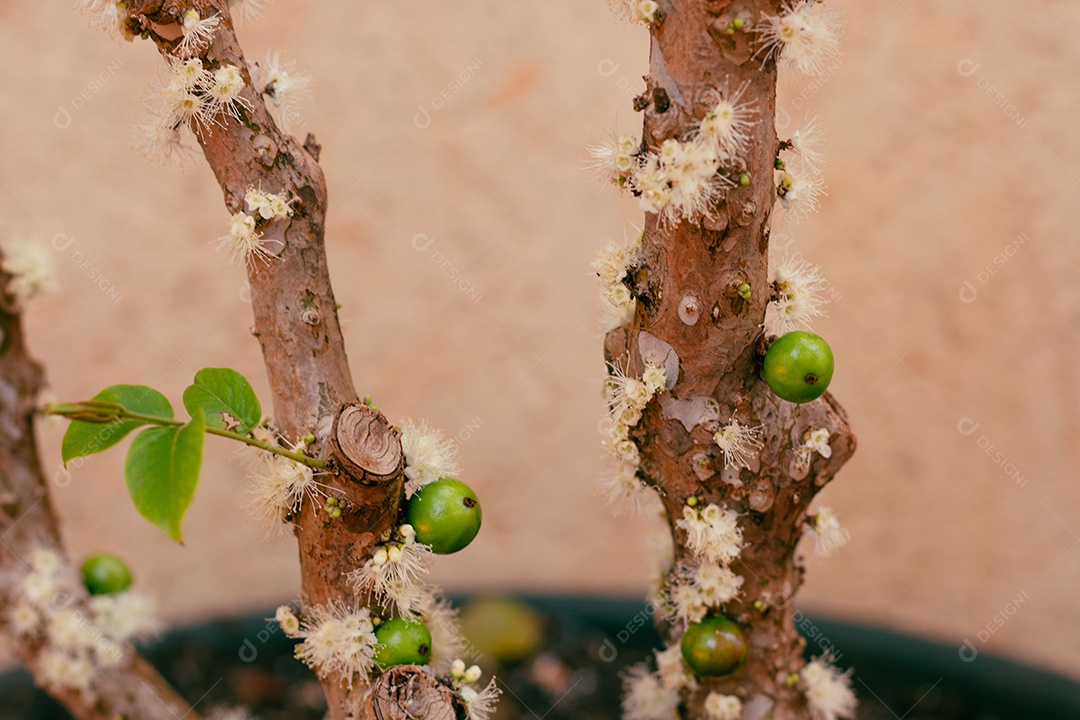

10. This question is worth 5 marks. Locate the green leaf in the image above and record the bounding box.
[61,385,173,464]
[124,409,205,543]
[182,367,262,434]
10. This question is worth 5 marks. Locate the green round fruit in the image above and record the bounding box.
[680,615,748,677]
[80,553,133,596]
[762,331,834,403]
[406,478,482,554]
[373,617,433,669]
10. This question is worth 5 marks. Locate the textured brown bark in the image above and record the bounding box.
[610,1,857,717]
[124,2,410,716]
[0,255,197,720]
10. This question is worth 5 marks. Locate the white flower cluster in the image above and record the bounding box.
[4,548,158,693]
[664,560,744,626]
[801,654,857,720]
[217,187,295,266]
[450,659,501,720]
[653,643,694,693]
[621,663,679,720]
[775,116,827,222]
[808,506,849,558]
[609,0,660,24]
[592,235,640,333]
[598,362,666,513]
[345,525,468,673]
[765,253,829,337]
[285,602,379,682]
[588,85,756,228]
[664,501,745,627]
[758,1,842,78]
[704,692,743,720]
[245,432,329,531]
[400,419,461,498]
[135,56,249,166]
[1,238,58,308]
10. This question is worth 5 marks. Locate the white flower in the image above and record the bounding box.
[38,647,95,692]
[622,664,679,720]
[809,507,850,557]
[29,548,65,577]
[134,108,193,166]
[713,418,764,469]
[349,532,433,599]
[592,237,636,287]
[778,167,825,222]
[20,572,60,609]
[257,52,313,133]
[788,117,826,173]
[177,10,221,58]
[90,590,161,643]
[692,562,743,607]
[9,601,40,636]
[588,134,638,186]
[697,83,757,157]
[665,573,708,626]
[230,0,273,24]
[765,254,828,336]
[245,449,324,528]
[459,677,501,720]
[654,643,694,692]
[677,504,743,564]
[207,65,251,121]
[758,1,843,78]
[804,428,832,458]
[401,419,461,498]
[275,605,300,635]
[2,238,58,307]
[598,462,654,515]
[245,188,294,220]
[641,364,667,395]
[599,296,636,333]
[801,654,857,720]
[293,603,378,680]
[217,212,273,266]
[47,609,96,652]
[418,591,467,672]
[75,0,127,38]
[636,0,659,23]
[704,692,742,720]
[605,363,660,416]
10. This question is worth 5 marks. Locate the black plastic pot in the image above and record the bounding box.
[2,595,1077,719]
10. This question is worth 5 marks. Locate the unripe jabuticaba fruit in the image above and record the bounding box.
[406,478,482,554]
[680,615,748,677]
[762,331,834,403]
[373,616,433,669]
[80,553,133,596]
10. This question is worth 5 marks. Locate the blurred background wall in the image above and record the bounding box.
[1,0,1078,683]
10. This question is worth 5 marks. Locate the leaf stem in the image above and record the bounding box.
[88,409,328,470]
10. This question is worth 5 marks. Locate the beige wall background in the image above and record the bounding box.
[2,0,1078,682]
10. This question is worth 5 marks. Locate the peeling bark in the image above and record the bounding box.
[610,1,857,716]
[0,255,197,720]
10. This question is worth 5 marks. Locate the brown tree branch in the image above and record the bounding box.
[124,2,414,716]
[609,1,857,716]
[0,255,197,720]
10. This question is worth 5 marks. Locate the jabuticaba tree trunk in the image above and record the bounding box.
[611,1,856,716]
[126,2,411,716]
[0,254,197,720]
